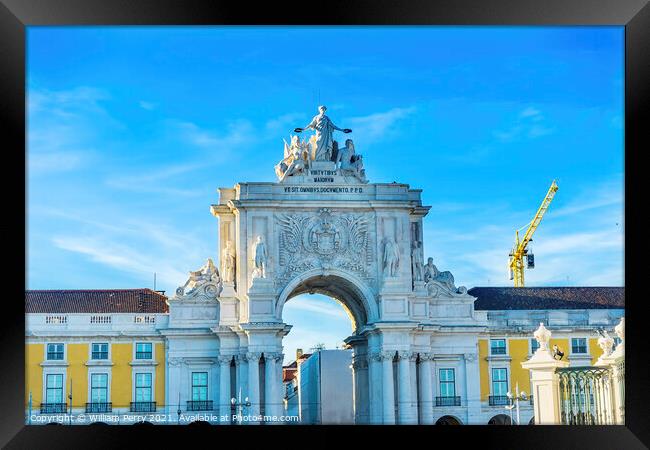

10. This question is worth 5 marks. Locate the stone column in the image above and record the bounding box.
[397,351,416,424]
[352,355,369,424]
[368,351,383,424]
[381,350,396,425]
[218,355,233,422]
[418,353,434,425]
[167,357,182,418]
[521,323,569,425]
[264,352,283,423]
[409,353,418,422]
[275,353,285,419]
[463,352,481,424]
[235,353,248,401]
[246,352,262,424]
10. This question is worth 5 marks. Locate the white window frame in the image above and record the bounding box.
[89,342,111,361]
[490,366,510,397]
[438,368,456,398]
[133,342,154,361]
[570,337,588,355]
[88,371,111,404]
[45,342,66,361]
[131,367,156,404]
[42,368,67,407]
[530,338,540,355]
[190,371,210,402]
[489,338,508,356]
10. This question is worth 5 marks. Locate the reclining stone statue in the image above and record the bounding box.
[176,258,221,297]
[423,257,460,295]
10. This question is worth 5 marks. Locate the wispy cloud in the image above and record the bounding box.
[265,112,305,133]
[27,86,119,175]
[493,106,555,143]
[346,106,416,144]
[173,119,254,149]
[52,235,189,288]
[139,100,156,110]
[284,299,350,320]
[552,177,623,218]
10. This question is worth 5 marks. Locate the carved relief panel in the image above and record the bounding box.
[275,208,376,287]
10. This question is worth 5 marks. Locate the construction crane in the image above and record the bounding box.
[508,180,559,287]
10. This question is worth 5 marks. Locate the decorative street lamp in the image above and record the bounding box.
[230,387,251,425]
[505,382,528,425]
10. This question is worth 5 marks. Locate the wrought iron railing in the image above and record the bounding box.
[557,366,613,425]
[436,396,461,407]
[40,403,67,414]
[130,401,156,412]
[86,402,112,413]
[489,395,509,406]
[187,400,214,411]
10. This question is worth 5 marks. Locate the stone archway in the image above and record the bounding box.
[276,268,379,330]
[435,415,463,425]
[488,414,514,425]
[277,269,376,424]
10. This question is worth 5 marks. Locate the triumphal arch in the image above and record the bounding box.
[163,106,487,425]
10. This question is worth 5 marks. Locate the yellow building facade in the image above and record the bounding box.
[25,290,168,424]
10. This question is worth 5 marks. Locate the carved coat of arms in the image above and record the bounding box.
[276,208,373,284]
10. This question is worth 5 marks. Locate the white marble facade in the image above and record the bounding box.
[162,108,487,424]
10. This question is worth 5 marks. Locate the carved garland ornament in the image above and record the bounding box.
[276,208,373,284]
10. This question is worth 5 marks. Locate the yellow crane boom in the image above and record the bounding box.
[509,180,559,287]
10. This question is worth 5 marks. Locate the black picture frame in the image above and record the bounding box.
[1,0,647,448]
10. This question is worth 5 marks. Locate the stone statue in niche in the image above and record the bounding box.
[411,240,424,282]
[177,258,221,297]
[221,240,236,283]
[252,235,268,279]
[294,105,351,161]
[335,139,367,183]
[382,237,400,278]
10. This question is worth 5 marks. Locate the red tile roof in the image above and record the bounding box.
[469,287,624,310]
[25,289,169,314]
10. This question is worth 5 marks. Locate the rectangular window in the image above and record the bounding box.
[192,372,208,401]
[490,339,507,355]
[45,374,64,403]
[91,343,109,360]
[46,343,64,360]
[90,373,109,403]
[531,338,540,354]
[491,368,508,396]
[135,343,152,359]
[135,373,152,402]
[571,338,587,354]
[439,368,456,397]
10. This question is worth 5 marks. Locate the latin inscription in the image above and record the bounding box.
[284,186,364,193]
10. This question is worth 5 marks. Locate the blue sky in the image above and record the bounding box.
[27,27,624,360]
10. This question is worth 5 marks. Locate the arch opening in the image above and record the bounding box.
[435,415,463,425]
[277,269,378,332]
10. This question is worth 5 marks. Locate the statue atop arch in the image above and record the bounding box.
[295,105,352,161]
[274,106,369,183]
